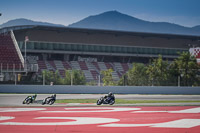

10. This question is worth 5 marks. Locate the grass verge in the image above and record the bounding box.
[55,99,200,104]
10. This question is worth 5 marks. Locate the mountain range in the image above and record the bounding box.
[1,11,200,36]
[0,18,65,28]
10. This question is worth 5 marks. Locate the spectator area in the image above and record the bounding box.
[35,59,131,81]
[0,34,23,70]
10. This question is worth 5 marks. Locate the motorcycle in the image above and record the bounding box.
[42,95,56,105]
[42,98,55,105]
[97,96,115,105]
[22,95,36,104]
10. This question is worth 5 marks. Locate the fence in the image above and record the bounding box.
[0,85,200,94]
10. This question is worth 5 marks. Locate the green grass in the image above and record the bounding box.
[55,99,200,104]
[56,99,97,103]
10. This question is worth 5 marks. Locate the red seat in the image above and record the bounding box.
[0,34,23,70]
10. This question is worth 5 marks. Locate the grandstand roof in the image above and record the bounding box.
[2,25,200,49]
[1,24,200,38]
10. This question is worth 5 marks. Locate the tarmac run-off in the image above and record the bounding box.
[0,106,200,133]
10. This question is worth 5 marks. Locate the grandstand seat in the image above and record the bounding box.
[35,59,132,82]
[112,71,120,81]
[54,60,65,70]
[37,60,47,70]
[113,62,124,72]
[58,69,65,77]
[82,70,94,81]
[97,62,107,70]
[90,70,99,80]
[121,63,129,72]
[70,61,81,70]
[117,71,122,78]
[91,62,100,71]
[105,62,114,69]
[48,61,56,70]
[62,61,72,70]
[0,34,23,70]
[78,61,88,70]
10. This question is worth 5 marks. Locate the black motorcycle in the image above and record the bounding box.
[42,94,56,105]
[22,94,37,104]
[97,95,115,105]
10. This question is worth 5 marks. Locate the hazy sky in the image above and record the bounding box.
[0,0,200,27]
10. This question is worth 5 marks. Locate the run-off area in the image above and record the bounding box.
[0,106,200,133]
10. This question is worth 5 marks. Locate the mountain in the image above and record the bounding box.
[192,25,200,31]
[0,18,65,28]
[69,11,200,36]
[1,11,200,36]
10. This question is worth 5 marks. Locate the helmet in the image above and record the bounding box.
[53,94,56,98]
[34,94,37,97]
[108,92,113,97]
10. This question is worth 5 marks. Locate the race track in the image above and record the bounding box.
[0,94,200,132]
[0,106,200,133]
[1,94,200,106]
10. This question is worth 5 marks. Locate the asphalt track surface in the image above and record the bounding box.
[1,94,200,132]
[1,94,200,106]
[0,106,200,133]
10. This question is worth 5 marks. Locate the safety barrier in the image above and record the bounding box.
[0,85,200,94]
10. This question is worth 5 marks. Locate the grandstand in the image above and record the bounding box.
[0,25,200,83]
[190,47,200,64]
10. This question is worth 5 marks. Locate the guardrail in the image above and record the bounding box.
[0,85,200,94]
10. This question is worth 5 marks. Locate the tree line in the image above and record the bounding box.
[102,52,200,86]
[42,52,200,86]
[42,69,86,85]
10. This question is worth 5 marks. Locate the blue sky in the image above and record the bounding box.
[0,0,200,27]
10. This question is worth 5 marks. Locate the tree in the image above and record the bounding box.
[126,63,148,86]
[72,70,86,85]
[101,69,116,86]
[171,52,199,86]
[146,55,169,86]
[62,70,86,85]
[42,70,62,85]
[42,69,86,85]
[86,80,98,86]
[62,70,71,85]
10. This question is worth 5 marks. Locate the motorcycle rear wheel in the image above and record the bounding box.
[109,100,115,105]
[49,100,55,105]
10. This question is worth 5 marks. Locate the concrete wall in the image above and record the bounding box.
[0,85,200,94]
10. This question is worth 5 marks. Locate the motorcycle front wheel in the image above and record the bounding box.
[26,99,32,104]
[97,99,102,105]
[42,99,46,105]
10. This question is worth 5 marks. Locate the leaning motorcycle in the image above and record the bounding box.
[42,97,55,105]
[97,96,115,105]
[22,96,33,104]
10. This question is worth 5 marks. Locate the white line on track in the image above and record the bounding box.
[0,117,119,125]
[0,108,46,112]
[132,107,200,113]
[0,116,15,121]
[43,107,141,113]
[100,119,200,128]
[152,119,200,128]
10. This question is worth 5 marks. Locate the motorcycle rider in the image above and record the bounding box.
[23,94,37,104]
[104,92,115,103]
[97,92,115,105]
[43,94,56,104]
[32,94,37,101]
